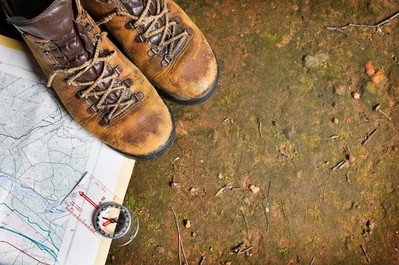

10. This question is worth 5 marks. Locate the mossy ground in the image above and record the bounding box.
[109,1,399,264]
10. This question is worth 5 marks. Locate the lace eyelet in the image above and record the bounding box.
[87,105,98,114]
[135,34,145,43]
[185,28,194,36]
[124,21,135,30]
[99,117,111,126]
[94,34,103,41]
[113,65,122,75]
[122,78,133,87]
[161,55,172,67]
[133,92,144,101]
[43,51,51,57]
[147,47,160,57]
[75,90,85,99]
[85,23,94,32]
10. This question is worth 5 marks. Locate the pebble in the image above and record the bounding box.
[334,85,346,95]
[218,173,223,179]
[303,52,329,68]
[184,219,191,229]
[154,245,165,253]
[352,91,361,100]
[365,61,375,76]
[372,70,384,84]
[283,127,294,140]
[189,187,198,195]
[332,118,339,124]
[347,154,356,163]
[249,184,260,194]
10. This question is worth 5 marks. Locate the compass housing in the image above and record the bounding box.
[93,202,132,239]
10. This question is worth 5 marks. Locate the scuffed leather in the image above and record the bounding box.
[82,0,218,102]
[1,0,174,158]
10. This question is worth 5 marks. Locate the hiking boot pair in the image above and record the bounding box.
[1,0,218,159]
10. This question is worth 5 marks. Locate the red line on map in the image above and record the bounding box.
[79,191,99,209]
[0,240,51,265]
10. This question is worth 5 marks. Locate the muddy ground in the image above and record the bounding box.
[108,0,399,264]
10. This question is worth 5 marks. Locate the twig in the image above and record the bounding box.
[199,256,205,265]
[238,246,253,255]
[326,10,399,36]
[215,185,243,197]
[310,257,315,265]
[359,244,371,263]
[241,209,250,240]
[327,135,339,141]
[361,128,378,145]
[258,118,263,137]
[171,207,189,265]
[265,180,271,199]
[262,181,272,232]
[332,159,346,171]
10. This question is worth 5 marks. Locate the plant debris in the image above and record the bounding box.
[230,242,253,255]
[215,185,243,197]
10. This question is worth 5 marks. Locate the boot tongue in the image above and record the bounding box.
[8,0,76,42]
[122,0,149,17]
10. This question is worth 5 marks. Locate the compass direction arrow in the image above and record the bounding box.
[79,191,99,209]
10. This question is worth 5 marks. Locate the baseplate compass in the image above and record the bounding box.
[93,202,139,246]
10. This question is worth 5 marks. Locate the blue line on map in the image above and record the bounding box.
[0,226,57,261]
[0,203,59,251]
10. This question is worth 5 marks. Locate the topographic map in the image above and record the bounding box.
[0,68,94,263]
[0,36,134,265]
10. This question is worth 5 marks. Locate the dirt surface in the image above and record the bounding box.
[108,1,399,264]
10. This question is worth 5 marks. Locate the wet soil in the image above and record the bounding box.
[109,0,399,264]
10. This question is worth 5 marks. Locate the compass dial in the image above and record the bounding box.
[94,202,131,239]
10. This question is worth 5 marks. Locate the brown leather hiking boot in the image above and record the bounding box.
[81,0,219,104]
[1,0,175,159]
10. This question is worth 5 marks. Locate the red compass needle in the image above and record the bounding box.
[103,220,112,226]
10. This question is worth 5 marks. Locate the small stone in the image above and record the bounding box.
[372,70,384,84]
[218,173,223,179]
[303,52,329,68]
[243,53,252,59]
[352,91,361,100]
[334,85,346,96]
[189,187,198,195]
[283,127,294,140]
[184,219,191,228]
[365,61,375,76]
[332,117,339,124]
[111,255,116,262]
[154,245,165,253]
[265,206,270,213]
[191,231,197,238]
[225,262,232,265]
[249,184,260,194]
[347,154,356,163]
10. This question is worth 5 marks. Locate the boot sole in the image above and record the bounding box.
[157,66,220,105]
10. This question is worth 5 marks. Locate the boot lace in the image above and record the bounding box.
[47,32,142,125]
[98,0,190,66]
